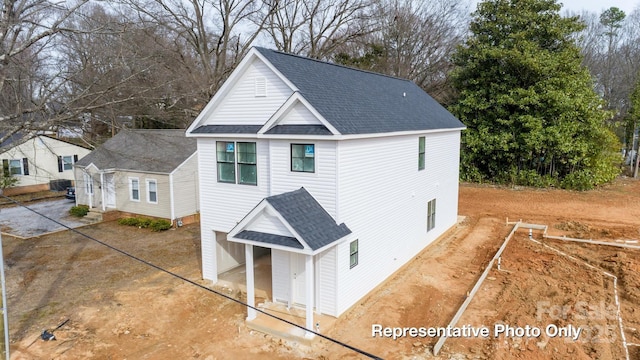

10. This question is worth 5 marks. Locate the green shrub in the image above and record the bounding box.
[560,170,595,191]
[118,217,171,231]
[149,219,172,232]
[69,205,89,217]
[118,217,139,226]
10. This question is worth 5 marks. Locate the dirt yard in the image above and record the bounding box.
[3,178,640,359]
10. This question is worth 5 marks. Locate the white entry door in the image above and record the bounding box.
[291,253,306,306]
[104,173,116,208]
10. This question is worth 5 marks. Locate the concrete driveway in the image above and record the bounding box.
[0,198,86,238]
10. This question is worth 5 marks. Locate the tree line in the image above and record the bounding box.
[1,0,639,189]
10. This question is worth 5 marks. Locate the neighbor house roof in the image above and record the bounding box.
[233,187,351,251]
[254,47,465,135]
[75,129,196,173]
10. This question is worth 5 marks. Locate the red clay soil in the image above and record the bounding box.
[4,177,640,359]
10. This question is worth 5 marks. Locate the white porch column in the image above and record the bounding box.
[305,254,315,338]
[245,244,256,320]
[99,172,105,211]
[202,230,218,282]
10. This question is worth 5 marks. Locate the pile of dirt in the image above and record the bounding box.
[554,221,629,240]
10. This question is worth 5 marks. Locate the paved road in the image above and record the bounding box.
[0,198,85,238]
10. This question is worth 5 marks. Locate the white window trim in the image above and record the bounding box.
[146,179,158,204]
[349,239,359,269]
[62,155,74,171]
[9,159,23,176]
[129,177,140,202]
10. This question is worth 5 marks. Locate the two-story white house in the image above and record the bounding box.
[186,47,465,334]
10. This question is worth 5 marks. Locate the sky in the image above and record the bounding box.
[558,0,639,15]
[469,0,639,15]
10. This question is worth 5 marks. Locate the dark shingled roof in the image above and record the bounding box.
[192,125,262,134]
[235,230,303,249]
[265,187,351,250]
[75,130,196,173]
[255,47,465,135]
[264,125,332,135]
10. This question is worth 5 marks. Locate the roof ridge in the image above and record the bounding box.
[254,46,414,84]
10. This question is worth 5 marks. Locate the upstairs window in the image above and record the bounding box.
[418,137,425,170]
[237,142,257,185]
[217,141,257,185]
[217,142,236,183]
[427,198,436,231]
[291,144,315,173]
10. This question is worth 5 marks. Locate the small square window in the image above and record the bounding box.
[350,239,359,269]
[291,144,315,173]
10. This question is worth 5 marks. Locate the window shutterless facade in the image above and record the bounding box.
[147,179,158,203]
[291,144,315,173]
[418,136,425,170]
[129,178,140,201]
[350,239,359,269]
[216,141,257,185]
[427,198,436,231]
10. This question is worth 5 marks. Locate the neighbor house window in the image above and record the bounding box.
[350,239,359,269]
[216,141,257,185]
[6,159,27,175]
[237,142,257,185]
[427,199,436,231]
[418,137,425,170]
[129,178,140,201]
[58,155,77,172]
[147,179,158,204]
[291,144,315,173]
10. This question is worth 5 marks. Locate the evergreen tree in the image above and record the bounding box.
[451,0,620,189]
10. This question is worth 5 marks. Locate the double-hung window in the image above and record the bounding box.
[216,141,257,185]
[291,144,315,173]
[129,178,140,201]
[418,137,425,170]
[147,179,158,203]
[427,199,436,231]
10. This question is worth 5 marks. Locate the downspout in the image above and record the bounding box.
[169,172,175,227]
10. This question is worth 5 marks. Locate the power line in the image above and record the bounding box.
[0,195,383,360]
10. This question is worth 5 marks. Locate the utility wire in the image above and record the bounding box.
[1,195,382,360]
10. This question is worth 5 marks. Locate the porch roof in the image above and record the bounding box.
[228,187,352,253]
[235,230,303,249]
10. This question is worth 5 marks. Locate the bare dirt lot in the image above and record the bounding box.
[3,178,640,359]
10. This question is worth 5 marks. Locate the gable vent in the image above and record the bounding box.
[255,76,267,97]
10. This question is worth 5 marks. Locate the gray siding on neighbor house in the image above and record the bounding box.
[115,170,171,219]
[171,153,200,219]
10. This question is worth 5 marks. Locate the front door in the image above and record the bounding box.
[291,253,306,306]
[104,173,116,208]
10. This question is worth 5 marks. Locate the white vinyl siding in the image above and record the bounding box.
[277,101,323,125]
[129,177,140,201]
[171,153,200,219]
[317,247,337,316]
[335,131,461,315]
[207,59,292,126]
[246,214,292,236]
[269,140,336,217]
[272,249,290,304]
[1,136,90,188]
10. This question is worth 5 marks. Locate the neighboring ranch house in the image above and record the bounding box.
[186,47,465,334]
[74,130,199,225]
[0,134,91,195]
